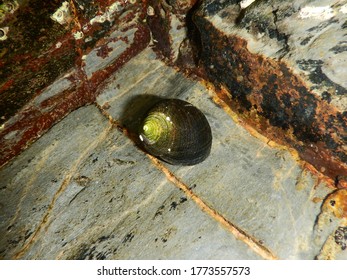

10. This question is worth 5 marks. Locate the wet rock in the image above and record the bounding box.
[97,48,333,259]
[146,0,199,65]
[0,105,261,260]
[0,0,150,167]
[193,0,347,186]
[0,0,346,260]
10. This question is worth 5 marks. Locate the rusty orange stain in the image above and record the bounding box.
[322,189,347,219]
[191,17,347,188]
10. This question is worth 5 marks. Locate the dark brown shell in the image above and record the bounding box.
[138,99,212,165]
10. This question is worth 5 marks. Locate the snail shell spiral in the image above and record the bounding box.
[139,99,212,165]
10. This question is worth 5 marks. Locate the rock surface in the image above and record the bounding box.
[0,49,340,259]
[0,0,346,260]
[0,0,150,167]
[193,0,347,186]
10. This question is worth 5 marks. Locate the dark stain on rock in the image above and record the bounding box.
[260,86,290,130]
[300,36,313,46]
[122,232,135,244]
[196,20,253,110]
[73,244,96,260]
[6,225,13,232]
[154,204,165,218]
[72,233,117,259]
[146,0,172,59]
[0,1,74,124]
[202,0,239,16]
[0,50,78,125]
[0,2,151,168]
[179,197,187,203]
[193,12,347,185]
[169,201,178,211]
[329,43,347,54]
[96,45,114,58]
[321,91,332,103]
[306,18,339,33]
[8,236,22,246]
[297,59,346,95]
[95,252,107,260]
[98,235,111,242]
[292,95,319,143]
[113,158,136,165]
[74,175,92,187]
[24,229,33,241]
[334,226,347,250]
[169,196,188,211]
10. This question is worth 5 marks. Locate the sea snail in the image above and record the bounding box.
[138,99,212,165]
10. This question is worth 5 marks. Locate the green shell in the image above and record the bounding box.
[139,99,212,165]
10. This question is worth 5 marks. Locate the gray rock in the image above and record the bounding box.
[97,49,334,259]
[1,2,344,257]
[200,0,347,110]
[193,0,347,185]
[0,104,261,259]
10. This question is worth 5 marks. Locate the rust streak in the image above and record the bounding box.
[148,155,278,260]
[204,81,339,189]
[97,101,278,260]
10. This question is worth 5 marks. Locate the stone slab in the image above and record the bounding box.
[97,48,334,259]
[192,0,347,186]
[0,0,150,168]
[199,0,347,110]
[0,105,261,259]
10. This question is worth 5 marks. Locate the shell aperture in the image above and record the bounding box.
[139,99,212,165]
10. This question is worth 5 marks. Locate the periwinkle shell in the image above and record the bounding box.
[139,99,212,165]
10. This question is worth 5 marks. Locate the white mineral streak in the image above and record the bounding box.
[340,4,347,14]
[50,1,71,25]
[90,1,124,25]
[240,0,256,9]
[298,6,335,20]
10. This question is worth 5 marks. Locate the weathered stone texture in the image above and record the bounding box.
[0,0,150,167]
[0,104,262,260]
[193,0,347,186]
[1,0,346,260]
[97,49,333,259]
